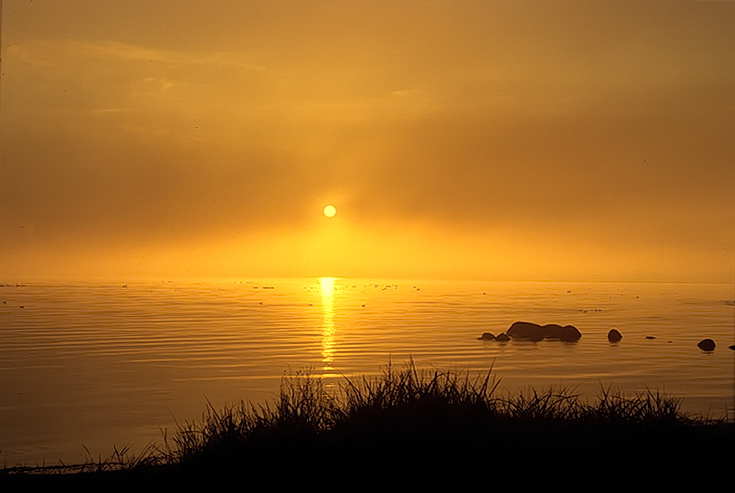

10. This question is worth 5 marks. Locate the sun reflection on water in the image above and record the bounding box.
[320,277,336,371]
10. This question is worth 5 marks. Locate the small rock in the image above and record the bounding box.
[697,339,716,351]
[645,336,656,340]
[607,328,622,343]
[495,333,510,342]
[478,332,496,341]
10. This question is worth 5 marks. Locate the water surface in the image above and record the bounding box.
[1,278,733,466]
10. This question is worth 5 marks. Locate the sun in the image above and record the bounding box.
[323,204,337,218]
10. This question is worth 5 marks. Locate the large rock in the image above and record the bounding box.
[697,339,716,351]
[507,321,582,342]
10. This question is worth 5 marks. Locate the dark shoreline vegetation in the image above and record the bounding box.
[2,361,734,490]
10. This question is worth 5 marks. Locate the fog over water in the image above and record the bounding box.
[2,0,734,281]
[2,0,735,471]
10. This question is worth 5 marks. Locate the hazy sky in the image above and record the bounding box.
[1,0,734,281]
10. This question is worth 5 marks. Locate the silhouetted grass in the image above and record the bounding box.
[2,360,733,489]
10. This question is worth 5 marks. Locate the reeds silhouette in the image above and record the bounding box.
[2,360,733,488]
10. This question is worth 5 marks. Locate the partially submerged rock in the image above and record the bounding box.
[495,332,511,342]
[507,321,582,342]
[478,332,496,341]
[607,328,623,343]
[697,339,716,351]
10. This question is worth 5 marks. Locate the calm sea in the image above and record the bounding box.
[1,278,733,467]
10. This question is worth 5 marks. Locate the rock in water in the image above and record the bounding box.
[478,332,496,341]
[507,321,582,342]
[697,339,716,351]
[495,333,511,342]
[607,328,623,343]
[506,321,545,341]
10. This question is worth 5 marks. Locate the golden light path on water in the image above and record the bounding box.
[320,277,336,373]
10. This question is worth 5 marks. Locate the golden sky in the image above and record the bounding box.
[1,0,734,281]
